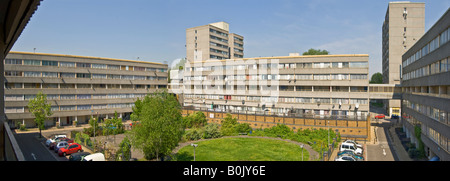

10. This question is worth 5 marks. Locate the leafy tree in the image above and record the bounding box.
[369,72,383,84]
[127,90,184,160]
[116,137,132,161]
[220,114,252,136]
[302,48,329,55]
[182,111,207,128]
[27,91,52,137]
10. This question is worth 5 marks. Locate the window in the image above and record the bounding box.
[5,71,22,77]
[60,106,76,111]
[77,84,91,89]
[23,60,40,66]
[60,84,75,89]
[349,62,368,68]
[350,74,368,80]
[331,74,349,80]
[313,62,330,68]
[77,94,91,99]
[92,74,107,79]
[23,83,40,88]
[60,94,75,100]
[93,84,106,89]
[60,73,75,78]
[108,65,120,70]
[108,74,121,79]
[5,59,22,65]
[24,71,41,77]
[313,74,330,80]
[5,95,24,101]
[76,63,91,68]
[59,62,75,67]
[76,73,91,78]
[42,60,58,66]
[43,72,58,78]
[42,83,58,88]
[134,66,145,71]
[92,64,107,69]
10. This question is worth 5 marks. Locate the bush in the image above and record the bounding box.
[183,111,207,128]
[184,128,204,141]
[203,123,222,139]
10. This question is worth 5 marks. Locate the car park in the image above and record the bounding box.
[69,152,91,161]
[45,134,66,147]
[375,114,385,119]
[340,142,363,155]
[58,143,83,157]
[82,153,105,161]
[335,154,357,161]
[337,150,364,161]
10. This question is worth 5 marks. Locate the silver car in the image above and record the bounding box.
[54,141,69,153]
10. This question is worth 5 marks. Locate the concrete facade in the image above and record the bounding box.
[186,22,244,62]
[382,2,425,116]
[4,52,168,128]
[401,8,450,161]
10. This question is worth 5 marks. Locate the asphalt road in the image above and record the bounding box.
[366,118,397,161]
[14,132,67,161]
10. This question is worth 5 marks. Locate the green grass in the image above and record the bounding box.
[175,137,309,161]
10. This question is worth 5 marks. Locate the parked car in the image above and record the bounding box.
[343,140,363,149]
[82,153,105,161]
[391,114,399,119]
[58,143,83,157]
[375,114,385,119]
[335,154,357,161]
[49,138,73,150]
[45,134,66,147]
[340,142,363,155]
[337,150,364,161]
[69,152,91,161]
[54,141,69,153]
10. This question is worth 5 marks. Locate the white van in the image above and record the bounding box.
[82,153,105,161]
[340,142,363,155]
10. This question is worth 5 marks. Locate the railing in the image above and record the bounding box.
[3,122,25,161]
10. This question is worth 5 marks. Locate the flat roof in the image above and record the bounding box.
[189,54,369,64]
[8,51,166,65]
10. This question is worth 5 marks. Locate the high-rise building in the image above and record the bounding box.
[186,22,244,62]
[4,52,168,128]
[401,8,450,161]
[382,1,425,116]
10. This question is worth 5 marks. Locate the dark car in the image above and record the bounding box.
[391,114,399,119]
[69,152,91,161]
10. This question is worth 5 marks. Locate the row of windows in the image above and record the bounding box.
[5,103,135,113]
[187,84,368,92]
[403,112,450,153]
[403,99,448,126]
[4,59,167,72]
[5,93,148,101]
[185,94,369,105]
[188,61,368,71]
[209,28,228,37]
[5,71,167,80]
[5,83,167,89]
[403,26,450,67]
[402,57,449,81]
[184,74,367,81]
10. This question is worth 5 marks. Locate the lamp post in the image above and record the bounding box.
[191,143,198,161]
[300,144,304,161]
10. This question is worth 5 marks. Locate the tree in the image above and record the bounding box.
[302,48,329,55]
[369,72,383,84]
[27,91,52,138]
[127,90,184,160]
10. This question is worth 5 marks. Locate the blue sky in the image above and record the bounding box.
[11,0,450,76]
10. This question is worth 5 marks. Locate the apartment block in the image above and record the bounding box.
[401,8,450,161]
[4,52,168,128]
[382,1,425,116]
[180,53,371,139]
[186,22,244,62]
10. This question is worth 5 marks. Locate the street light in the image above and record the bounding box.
[191,143,198,161]
[300,144,304,161]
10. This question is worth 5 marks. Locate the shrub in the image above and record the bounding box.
[183,111,208,129]
[184,128,204,141]
[203,123,222,139]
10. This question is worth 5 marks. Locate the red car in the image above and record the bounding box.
[375,114,385,119]
[58,143,83,157]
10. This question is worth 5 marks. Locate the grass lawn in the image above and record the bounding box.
[175,137,309,161]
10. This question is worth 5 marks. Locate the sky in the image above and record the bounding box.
[11,0,450,77]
